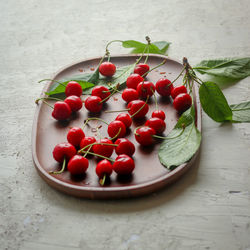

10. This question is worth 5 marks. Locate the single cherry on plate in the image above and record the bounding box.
[84,96,103,113]
[65,81,82,97]
[171,85,187,99]
[127,100,149,119]
[145,117,166,134]
[99,62,116,77]
[134,63,150,76]
[52,101,72,121]
[155,78,173,97]
[122,88,139,103]
[96,159,113,181]
[64,95,83,112]
[52,142,76,163]
[67,155,89,175]
[93,138,114,158]
[107,120,127,139]
[115,138,135,156]
[137,81,155,99]
[113,154,135,175]
[126,73,144,89]
[152,110,166,120]
[173,93,192,113]
[115,113,132,128]
[79,136,96,153]
[91,86,111,102]
[67,127,85,147]
[134,126,156,146]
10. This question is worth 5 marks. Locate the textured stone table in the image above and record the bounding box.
[1,0,250,249]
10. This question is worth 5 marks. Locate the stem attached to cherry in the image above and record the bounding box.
[50,157,66,174]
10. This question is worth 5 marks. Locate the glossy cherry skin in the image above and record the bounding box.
[115,113,132,128]
[114,138,135,156]
[113,154,135,175]
[67,127,85,147]
[173,93,192,113]
[145,117,166,134]
[99,62,116,77]
[127,100,149,119]
[67,155,89,175]
[84,96,103,113]
[52,142,76,163]
[96,159,113,178]
[137,81,155,99]
[152,110,166,120]
[93,138,114,158]
[64,95,82,112]
[126,73,144,89]
[79,136,96,153]
[171,85,187,99]
[52,101,71,121]
[155,78,173,97]
[108,120,126,139]
[122,88,139,103]
[91,86,111,102]
[135,126,156,146]
[134,63,150,76]
[65,81,82,97]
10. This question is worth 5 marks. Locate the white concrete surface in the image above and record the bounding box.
[1,0,250,249]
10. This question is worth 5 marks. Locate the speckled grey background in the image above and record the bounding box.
[1,0,250,249]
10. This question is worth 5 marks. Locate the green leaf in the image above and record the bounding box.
[46,80,94,96]
[199,82,232,122]
[158,107,201,169]
[122,40,170,55]
[194,58,250,80]
[230,101,250,123]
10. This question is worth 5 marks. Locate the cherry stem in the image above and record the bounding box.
[152,90,159,111]
[153,126,186,140]
[99,174,106,186]
[39,79,66,87]
[130,95,149,118]
[133,125,145,136]
[141,59,167,78]
[171,67,185,85]
[82,117,109,130]
[36,97,62,103]
[78,142,118,154]
[110,127,122,141]
[99,84,119,103]
[105,109,130,113]
[50,157,66,174]
[80,150,115,162]
[144,44,150,64]
[35,98,54,109]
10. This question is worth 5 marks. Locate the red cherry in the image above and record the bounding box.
[52,142,76,163]
[115,113,132,128]
[96,159,113,178]
[107,120,126,139]
[126,73,144,89]
[155,78,173,97]
[134,63,150,76]
[67,155,89,175]
[52,101,71,121]
[113,154,135,175]
[80,136,96,153]
[145,117,166,134]
[93,138,114,158]
[152,110,166,120]
[65,81,82,97]
[122,88,139,103]
[99,62,116,77]
[115,138,135,156]
[171,85,187,99]
[137,81,155,99]
[135,126,155,146]
[67,127,85,147]
[127,100,149,119]
[173,93,192,113]
[84,96,103,113]
[64,95,82,112]
[91,86,111,102]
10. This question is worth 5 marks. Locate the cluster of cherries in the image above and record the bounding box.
[43,60,192,185]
